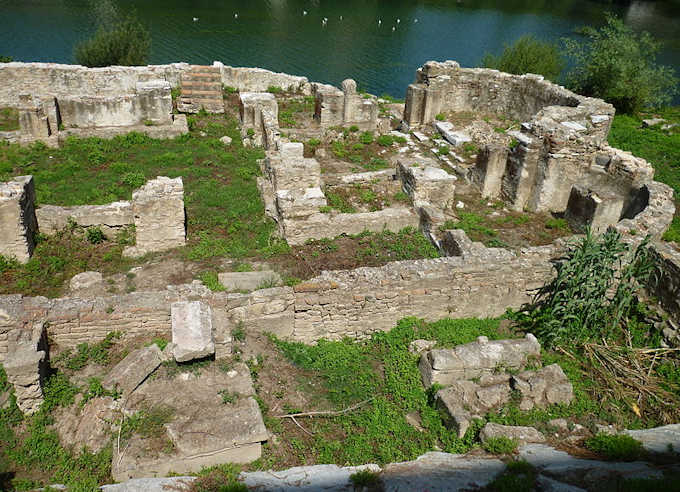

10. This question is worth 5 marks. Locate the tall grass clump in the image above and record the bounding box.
[512,229,653,348]
[482,35,564,81]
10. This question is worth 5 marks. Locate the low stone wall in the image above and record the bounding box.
[216,62,309,93]
[314,79,378,131]
[0,176,38,263]
[36,202,133,235]
[648,242,680,320]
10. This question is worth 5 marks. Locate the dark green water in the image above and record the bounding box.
[1,0,679,98]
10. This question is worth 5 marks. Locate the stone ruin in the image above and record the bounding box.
[414,334,573,437]
[0,175,186,263]
[314,79,379,130]
[403,60,675,238]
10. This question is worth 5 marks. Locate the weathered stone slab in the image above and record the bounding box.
[217,271,281,292]
[622,424,680,455]
[4,342,46,415]
[101,477,196,492]
[102,345,162,398]
[382,452,505,491]
[171,301,215,362]
[241,464,380,491]
[56,396,118,453]
[69,271,104,295]
[398,160,456,209]
[239,92,278,130]
[480,423,546,444]
[36,201,133,235]
[512,363,574,410]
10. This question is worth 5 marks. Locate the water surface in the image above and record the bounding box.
[1,0,679,98]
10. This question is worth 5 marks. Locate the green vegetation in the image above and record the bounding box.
[512,230,653,348]
[352,227,439,263]
[435,113,446,121]
[0,114,287,296]
[0,55,13,63]
[563,14,678,113]
[349,469,382,490]
[54,331,122,370]
[482,436,518,455]
[482,35,564,81]
[585,433,643,461]
[609,107,680,245]
[199,270,226,292]
[545,217,569,231]
[0,107,20,132]
[187,464,245,492]
[74,12,151,67]
[278,96,314,128]
[0,368,112,491]
[273,317,503,464]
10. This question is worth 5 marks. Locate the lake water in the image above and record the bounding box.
[1,0,679,98]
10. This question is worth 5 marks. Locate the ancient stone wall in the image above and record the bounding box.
[215,62,310,93]
[0,176,38,263]
[314,79,378,131]
[647,242,680,320]
[36,202,133,235]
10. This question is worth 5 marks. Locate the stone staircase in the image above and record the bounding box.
[178,65,224,114]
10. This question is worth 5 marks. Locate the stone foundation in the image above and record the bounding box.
[314,79,378,130]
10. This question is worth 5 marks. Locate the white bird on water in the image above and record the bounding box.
[392,26,395,31]
[192,17,198,22]
[303,10,307,16]
[378,19,382,26]
[396,18,400,24]
[340,15,343,20]
[414,18,418,23]
[234,13,238,19]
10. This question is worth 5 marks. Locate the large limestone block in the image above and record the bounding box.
[512,364,574,410]
[420,334,541,386]
[239,92,278,130]
[480,423,546,444]
[171,301,215,362]
[123,177,186,257]
[622,424,680,455]
[398,161,456,210]
[56,396,119,453]
[242,464,381,491]
[0,175,38,263]
[217,271,282,292]
[101,477,196,492]
[565,184,624,234]
[102,344,162,398]
[4,344,46,415]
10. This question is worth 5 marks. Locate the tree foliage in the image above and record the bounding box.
[0,55,13,63]
[74,13,150,67]
[563,14,678,113]
[482,35,564,81]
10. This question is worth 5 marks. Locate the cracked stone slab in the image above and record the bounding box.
[519,444,662,485]
[622,424,680,454]
[382,452,505,491]
[171,301,215,362]
[102,344,162,398]
[101,477,196,492]
[241,464,380,491]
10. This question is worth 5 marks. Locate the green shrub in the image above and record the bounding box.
[267,86,283,94]
[482,436,518,454]
[122,171,145,188]
[545,217,569,231]
[585,433,643,461]
[199,271,226,292]
[435,113,446,121]
[359,131,374,145]
[563,14,678,113]
[376,135,394,147]
[438,145,450,155]
[74,13,151,67]
[482,35,564,81]
[0,55,13,63]
[349,469,382,489]
[349,125,360,132]
[86,226,106,244]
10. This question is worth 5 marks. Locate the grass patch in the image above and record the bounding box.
[585,433,644,461]
[272,317,503,465]
[482,436,518,455]
[53,331,122,371]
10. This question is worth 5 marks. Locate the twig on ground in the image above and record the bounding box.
[275,398,373,418]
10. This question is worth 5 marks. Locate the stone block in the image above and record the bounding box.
[0,176,38,263]
[239,92,278,130]
[565,184,624,234]
[217,271,282,292]
[69,271,104,294]
[171,301,214,362]
[398,160,456,209]
[102,344,162,398]
[622,424,680,455]
[36,201,133,235]
[473,144,508,199]
[123,177,186,257]
[4,343,46,415]
[276,187,327,219]
[57,396,119,453]
[480,423,546,444]
[435,121,471,146]
[512,364,573,410]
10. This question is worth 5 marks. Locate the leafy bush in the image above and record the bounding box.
[74,13,151,67]
[482,35,564,81]
[482,436,518,454]
[585,433,643,461]
[563,14,678,113]
[376,135,394,147]
[349,469,382,489]
[359,131,374,145]
[86,226,106,244]
[0,55,12,63]
[435,113,446,121]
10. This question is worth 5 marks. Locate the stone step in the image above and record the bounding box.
[184,72,221,81]
[181,81,222,90]
[181,89,223,97]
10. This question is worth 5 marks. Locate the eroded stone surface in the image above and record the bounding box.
[4,341,46,415]
[102,344,162,399]
[56,396,119,453]
[70,271,104,295]
[480,423,546,444]
[623,424,680,454]
[242,463,380,491]
[0,175,38,264]
[218,271,282,292]
[382,452,505,492]
[171,301,214,362]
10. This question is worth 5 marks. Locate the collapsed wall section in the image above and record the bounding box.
[0,176,38,263]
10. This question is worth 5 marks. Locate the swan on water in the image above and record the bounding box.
[192,17,198,22]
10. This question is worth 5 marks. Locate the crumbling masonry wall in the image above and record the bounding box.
[0,176,38,263]
[314,79,378,131]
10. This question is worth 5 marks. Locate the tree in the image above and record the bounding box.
[74,13,151,67]
[0,55,13,63]
[482,35,564,82]
[563,14,678,113]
